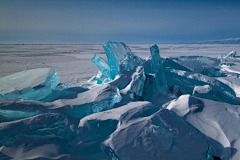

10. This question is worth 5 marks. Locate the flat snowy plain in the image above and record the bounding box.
[1,43,240,160]
[1,44,240,85]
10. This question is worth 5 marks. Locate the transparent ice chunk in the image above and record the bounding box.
[221,51,237,58]
[102,41,141,79]
[103,41,130,79]
[0,68,60,101]
[0,109,40,120]
[150,44,167,94]
[91,53,111,76]
[51,84,122,118]
[0,99,51,122]
[91,53,112,83]
[170,56,221,77]
[165,68,236,104]
[120,53,143,72]
[91,41,143,85]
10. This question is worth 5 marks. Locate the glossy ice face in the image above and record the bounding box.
[0,68,60,100]
[150,44,167,94]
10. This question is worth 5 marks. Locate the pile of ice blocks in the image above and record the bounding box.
[0,41,239,160]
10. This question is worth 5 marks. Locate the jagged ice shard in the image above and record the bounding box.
[120,51,143,72]
[90,53,111,84]
[101,41,142,80]
[127,66,146,97]
[102,41,131,79]
[0,99,52,122]
[0,68,60,101]
[150,44,167,94]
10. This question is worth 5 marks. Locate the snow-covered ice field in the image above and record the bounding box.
[1,44,240,85]
[1,43,240,160]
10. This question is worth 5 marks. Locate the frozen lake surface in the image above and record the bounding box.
[1,44,240,86]
[1,43,240,159]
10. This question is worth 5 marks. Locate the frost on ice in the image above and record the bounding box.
[1,41,240,159]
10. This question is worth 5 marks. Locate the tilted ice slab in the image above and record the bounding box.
[165,68,236,104]
[0,113,68,146]
[90,53,112,84]
[102,109,211,160]
[0,68,60,101]
[52,84,122,118]
[0,98,53,122]
[167,95,240,160]
[77,102,211,159]
[163,58,191,72]
[192,84,236,104]
[77,102,159,158]
[170,56,221,77]
[40,84,89,102]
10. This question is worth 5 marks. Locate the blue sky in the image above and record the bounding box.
[0,0,240,44]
